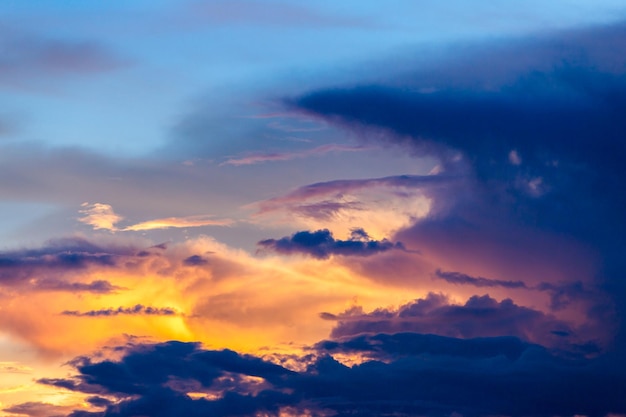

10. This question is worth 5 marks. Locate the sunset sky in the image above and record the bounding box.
[1,1,626,416]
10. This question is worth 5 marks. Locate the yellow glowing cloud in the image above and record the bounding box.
[78,202,122,230]
[0,235,419,360]
[122,215,234,231]
[78,202,233,232]
[252,183,431,240]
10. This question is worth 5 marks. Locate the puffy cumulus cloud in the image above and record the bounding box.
[78,203,123,231]
[253,174,445,239]
[321,293,607,354]
[25,338,626,417]
[78,203,233,232]
[257,228,406,259]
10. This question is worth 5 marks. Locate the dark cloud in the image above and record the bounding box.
[183,254,209,266]
[289,20,626,353]
[435,270,603,312]
[0,237,141,291]
[61,304,178,317]
[34,279,122,294]
[322,293,593,352]
[435,270,528,289]
[37,338,626,417]
[257,228,405,259]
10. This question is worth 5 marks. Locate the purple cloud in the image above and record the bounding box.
[321,293,593,352]
[0,26,127,88]
[221,144,371,166]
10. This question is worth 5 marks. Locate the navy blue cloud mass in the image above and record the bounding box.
[292,21,626,348]
[257,228,405,259]
[38,339,626,417]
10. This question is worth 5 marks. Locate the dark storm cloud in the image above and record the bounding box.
[34,339,626,417]
[61,305,178,317]
[289,21,626,235]
[316,332,531,361]
[257,228,405,259]
[289,20,626,352]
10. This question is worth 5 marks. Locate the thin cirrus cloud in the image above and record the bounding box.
[79,202,234,232]
[179,0,376,29]
[0,25,127,88]
[62,305,178,317]
[220,143,372,166]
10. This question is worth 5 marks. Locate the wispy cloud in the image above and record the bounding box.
[62,304,178,317]
[221,144,372,166]
[123,215,234,231]
[0,26,127,90]
[79,202,233,232]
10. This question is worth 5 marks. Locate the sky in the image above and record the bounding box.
[1,1,626,416]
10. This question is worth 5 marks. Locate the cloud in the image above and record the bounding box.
[256,174,452,211]
[0,26,127,89]
[32,279,122,294]
[288,20,626,351]
[0,237,130,287]
[78,203,233,232]
[79,203,124,231]
[253,174,448,238]
[321,292,600,352]
[2,401,75,417]
[435,270,528,289]
[221,144,371,166]
[122,215,234,231]
[435,270,603,312]
[61,305,178,317]
[33,338,626,417]
[179,0,375,29]
[257,228,406,259]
